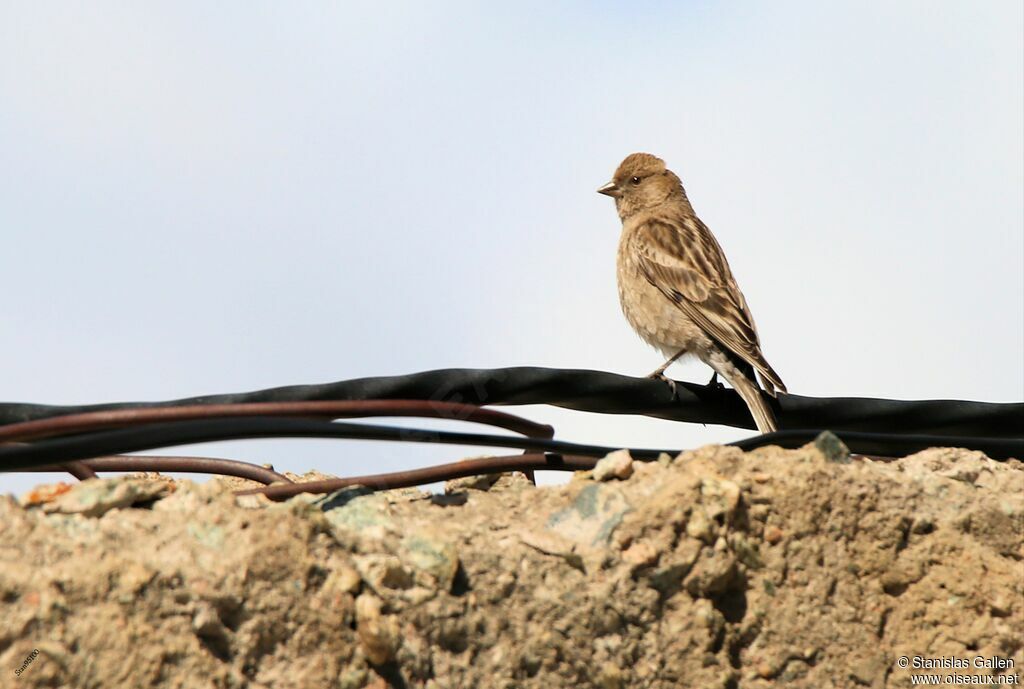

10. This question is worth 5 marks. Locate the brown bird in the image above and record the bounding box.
[599,152,786,432]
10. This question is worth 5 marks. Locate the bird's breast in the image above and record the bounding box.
[616,228,705,356]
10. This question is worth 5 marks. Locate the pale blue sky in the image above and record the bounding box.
[2,2,1022,495]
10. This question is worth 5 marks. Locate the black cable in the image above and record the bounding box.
[1,367,1020,437]
[0,417,1019,473]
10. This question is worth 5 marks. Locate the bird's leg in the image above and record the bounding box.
[648,349,686,378]
[647,349,686,399]
[707,371,724,390]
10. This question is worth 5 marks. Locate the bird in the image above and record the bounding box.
[598,152,786,432]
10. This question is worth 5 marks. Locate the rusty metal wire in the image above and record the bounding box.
[27,455,292,485]
[0,400,553,443]
[235,453,599,500]
[0,416,670,472]
[3,400,552,486]
[63,461,98,481]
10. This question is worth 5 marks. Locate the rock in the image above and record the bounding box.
[355,593,401,665]
[546,483,632,547]
[354,554,415,592]
[399,532,460,591]
[445,473,502,493]
[593,450,634,481]
[324,565,362,595]
[597,661,626,689]
[622,541,658,567]
[445,471,532,493]
[37,477,172,517]
[813,430,851,464]
[684,548,741,597]
[322,491,395,542]
[700,476,741,522]
[686,508,715,543]
[490,471,534,491]
[191,605,219,635]
[19,482,74,507]
[0,445,1020,687]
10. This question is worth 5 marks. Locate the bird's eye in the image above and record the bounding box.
[631,176,641,185]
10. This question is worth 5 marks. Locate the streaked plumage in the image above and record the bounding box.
[599,152,786,432]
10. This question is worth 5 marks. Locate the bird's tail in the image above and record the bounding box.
[728,370,778,433]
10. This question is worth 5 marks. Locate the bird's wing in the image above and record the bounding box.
[633,215,786,394]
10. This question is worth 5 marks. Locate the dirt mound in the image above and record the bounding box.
[1,439,1021,688]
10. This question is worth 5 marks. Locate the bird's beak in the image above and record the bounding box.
[597,181,621,198]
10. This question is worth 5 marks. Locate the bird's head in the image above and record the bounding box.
[598,152,687,220]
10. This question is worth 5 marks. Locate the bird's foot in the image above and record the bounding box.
[706,371,725,391]
[647,370,679,400]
